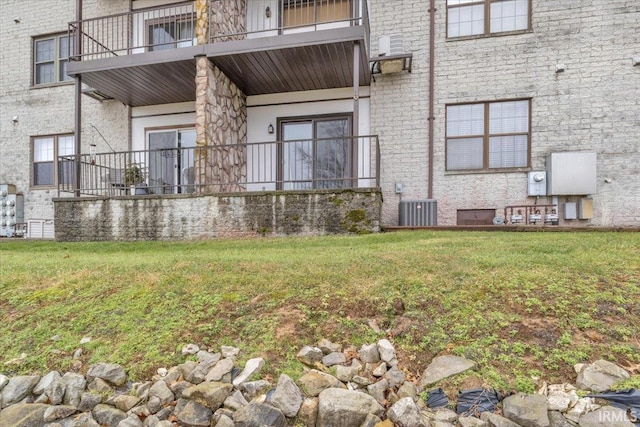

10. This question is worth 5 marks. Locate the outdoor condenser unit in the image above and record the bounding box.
[399,200,437,226]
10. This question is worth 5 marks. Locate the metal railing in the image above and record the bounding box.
[209,0,368,42]
[58,136,380,197]
[67,1,369,60]
[68,1,196,60]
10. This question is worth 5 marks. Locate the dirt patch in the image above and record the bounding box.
[507,317,560,350]
[274,308,305,340]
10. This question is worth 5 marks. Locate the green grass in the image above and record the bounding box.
[1,231,638,392]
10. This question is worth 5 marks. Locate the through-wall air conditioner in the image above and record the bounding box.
[379,34,404,56]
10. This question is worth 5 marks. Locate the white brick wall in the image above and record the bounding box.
[0,0,129,221]
[371,0,640,227]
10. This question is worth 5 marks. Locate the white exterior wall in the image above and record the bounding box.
[0,0,130,222]
[368,1,430,226]
[432,0,640,227]
[131,102,196,150]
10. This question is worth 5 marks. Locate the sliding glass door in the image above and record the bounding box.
[148,129,196,194]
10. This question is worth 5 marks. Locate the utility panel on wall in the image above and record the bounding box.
[547,152,597,195]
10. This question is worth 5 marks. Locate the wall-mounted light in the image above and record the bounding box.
[14,17,21,23]
[633,55,640,66]
[11,116,18,123]
[267,123,274,134]
[555,63,565,73]
[265,6,271,19]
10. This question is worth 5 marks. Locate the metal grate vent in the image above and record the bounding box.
[399,200,437,226]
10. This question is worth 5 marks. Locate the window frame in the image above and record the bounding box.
[276,112,354,190]
[445,98,532,172]
[280,0,354,29]
[32,33,74,87]
[31,134,75,188]
[446,0,532,40]
[145,14,195,51]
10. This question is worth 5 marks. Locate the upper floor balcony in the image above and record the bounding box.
[67,0,371,106]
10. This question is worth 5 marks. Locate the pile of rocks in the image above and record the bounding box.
[0,339,636,427]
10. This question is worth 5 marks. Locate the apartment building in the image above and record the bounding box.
[0,1,638,240]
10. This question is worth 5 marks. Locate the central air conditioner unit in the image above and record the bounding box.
[399,200,437,227]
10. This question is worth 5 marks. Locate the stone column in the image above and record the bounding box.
[194,0,248,194]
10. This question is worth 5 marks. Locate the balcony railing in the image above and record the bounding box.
[58,136,380,197]
[68,1,369,60]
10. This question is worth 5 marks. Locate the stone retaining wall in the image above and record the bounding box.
[53,189,382,241]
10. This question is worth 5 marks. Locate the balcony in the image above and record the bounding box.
[57,136,380,197]
[66,0,371,106]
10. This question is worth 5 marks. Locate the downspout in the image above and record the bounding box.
[74,0,83,197]
[427,0,435,199]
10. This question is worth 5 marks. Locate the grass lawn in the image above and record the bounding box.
[1,231,638,393]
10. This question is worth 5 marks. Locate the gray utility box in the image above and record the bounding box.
[399,200,437,226]
[547,152,597,195]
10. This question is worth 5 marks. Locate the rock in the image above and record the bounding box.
[459,416,488,427]
[44,404,77,422]
[298,370,343,397]
[220,346,240,358]
[480,412,522,427]
[45,378,66,405]
[149,380,174,406]
[86,363,127,387]
[377,339,396,364]
[397,381,417,400]
[387,397,423,426]
[434,408,459,423]
[118,414,143,427]
[232,358,264,387]
[317,388,384,427]
[547,390,575,412]
[215,414,234,427]
[66,411,101,426]
[322,352,347,367]
[335,365,357,382]
[0,375,40,408]
[147,396,163,414]
[372,363,387,377]
[73,348,83,359]
[88,378,112,394]
[239,380,271,400]
[383,366,405,388]
[196,350,220,363]
[113,394,141,412]
[502,393,549,427]
[233,402,286,426]
[297,346,324,366]
[186,353,221,384]
[575,359,630,392]
[205,357,234,382]
[548,411,574,427]
[62,372,87,407]
[0,374,8,391]
[155,421,174,427]
[318,339,342,354]
[174,399,212,427]
[361,413,382,426]
[297,398,319,427]
[80,336,92,344]
[565,398,599,424]
[270,374,303,418]
[359,344,381,364]
[420,356,476,387]
[352,375,371,386]
[78,392,103,412]
[182,344,200,355]
[92,403,127,426]
[34,371,62,395]
[223,389,248,411]
[367,379,389,405]
[0,403,48,427]
[177,361,198,380]
[170,381,192,399]
[182,382,233,410]
[142,414,160,427]
[578,405,635,427]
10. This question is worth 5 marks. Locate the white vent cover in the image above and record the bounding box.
[379,34,404,56]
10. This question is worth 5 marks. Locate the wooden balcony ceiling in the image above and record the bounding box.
[67,27,369,106]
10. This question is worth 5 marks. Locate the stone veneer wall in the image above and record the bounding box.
[53,190,382,241]
[194,0,248,193]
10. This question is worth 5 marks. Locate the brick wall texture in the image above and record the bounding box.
[371,0,639,227]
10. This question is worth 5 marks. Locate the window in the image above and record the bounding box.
[282,0,352,28]
[446,99,530,171]
[147,18,194,51]
[279,115,352,190]
[447,0,529,38]
[33,34,74,85]
[33,135,75,186]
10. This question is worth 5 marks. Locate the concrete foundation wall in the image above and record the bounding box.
[53,189,382,241]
